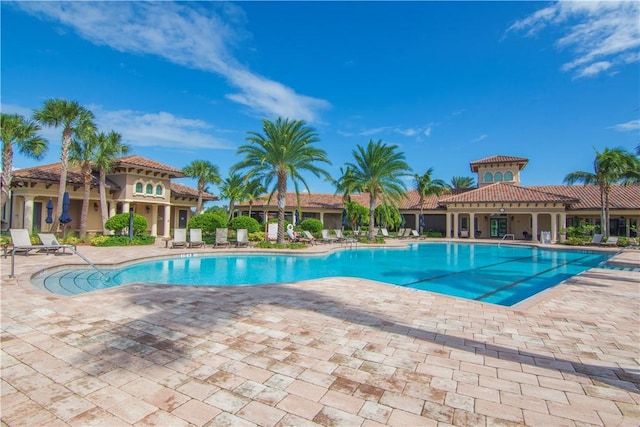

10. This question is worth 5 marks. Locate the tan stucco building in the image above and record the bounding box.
[3,155,216,237]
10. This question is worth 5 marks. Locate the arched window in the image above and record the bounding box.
[155,184,163,195]
[504,171,513,181]
[135,182,143,193]
[484,172,493,183]
[494,172,503,182]
[145,184,153,194]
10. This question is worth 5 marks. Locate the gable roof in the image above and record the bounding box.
[433,182,580,205]
[171,182,217,201]
[112,155,184,177]
[12,163,120,190]
[528,184,640,210]
[470,155,529,172]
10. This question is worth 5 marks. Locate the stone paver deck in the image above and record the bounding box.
[1,240,639,426]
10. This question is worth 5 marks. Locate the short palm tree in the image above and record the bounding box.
[69,131,99,237]
[334,166,361,203]
[232,117,331,244]
[450,176,475,190]
[564,147,640,237]
[219,173,246,221]
[33,99,95,225]
[1,113,48,211]
[183,160,221,214]
[344,139,412,241]
[244,178,266,218]
[93,131,130,234]
[414,168,447,229]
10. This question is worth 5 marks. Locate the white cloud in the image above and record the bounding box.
[337,130,355,137]
[14,1,329,122]
[472,134,488,143]
[507,1,640,78]
[395,128,418,137]
[610,119,640,132]
[359,126,392,136]
[424,126,432,137]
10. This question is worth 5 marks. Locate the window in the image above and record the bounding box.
[155,184,163,195]
[135,182,143,193]
[145,184,153,194]
[484,172,493,183]
[494,172,503,182]
[504,171,513,181]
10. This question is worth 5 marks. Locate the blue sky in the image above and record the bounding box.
[2,1,639,203]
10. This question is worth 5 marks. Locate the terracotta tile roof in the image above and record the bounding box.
[529,184,640,210]
[244,192,371,210]
[438,183,579,204]
[171,182,217,201]
[113,155,184,177]
[12,163,119,190]
[398,190,446,210]
[470,155,529,172]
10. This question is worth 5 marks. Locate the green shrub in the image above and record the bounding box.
[248,231,265,242]
[300,218,323,233]
[229,216,261,233]
[105,213,147,235]
[188,213,227,236]
[424,230,443,238]
[254,241,307,249]
[91,234,156,246]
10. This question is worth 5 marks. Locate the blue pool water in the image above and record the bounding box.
[32,243,611,306]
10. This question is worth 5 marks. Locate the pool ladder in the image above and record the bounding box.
[498,234,515,247]
[9,245,110,280]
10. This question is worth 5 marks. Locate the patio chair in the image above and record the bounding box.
[334,229,347,241]
[9,229,37,256]
[171,229,187,248]
[236,228,249,247]
[302,230,317,245]
[266,222,278,241]
[320,229,338,243]
[600,236,619,247]
[189,228,205,248]
[37,233,76,255]
[586,233,603,246]
[380,228,390,238]
[397,228,407,238]
[409,229,422,239]
[215,228,230,247]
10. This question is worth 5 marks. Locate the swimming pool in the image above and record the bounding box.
[31,243,611,306]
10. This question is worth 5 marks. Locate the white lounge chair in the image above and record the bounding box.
[380,228,390,238]
[320,229,338,243]
[601,236,618,247]
[302,230,317,245]
[38,233,76,254]
[587,233,603,245]
[9,229,37,256]
[189,228,205,248]
[215,228,230,247]
[171,229,187,248]
[236,229,249,247]
[266,223,278,241]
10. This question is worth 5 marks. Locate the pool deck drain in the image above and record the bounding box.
[2,240,639,426]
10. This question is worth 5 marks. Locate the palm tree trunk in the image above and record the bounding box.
[604,189,611,237]
[599,183,607,236]
[369,192,376,241]
[1,145,13,211]
[99,167,109,234]
[228,201,235,222]
[56,128,72,230]
[80,167,91,237]
[277,171,287,244]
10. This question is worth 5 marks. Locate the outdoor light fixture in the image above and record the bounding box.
[146,206,151,213]
[93,202,99,211]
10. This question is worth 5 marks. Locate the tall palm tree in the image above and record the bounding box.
[344,139,412,241]
[183,160,221,214]
[564,147,639,237]
[33,99,95,225]
[69,131,99,237]
[232,117,331,244]
[333,166,361,203]
[414,168,447,227]
[1,113,48,211]
[93,131,130,234]
[449,176,475,190]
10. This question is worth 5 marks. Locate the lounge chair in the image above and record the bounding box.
[37,233,76,254]
[215,228,230,247]
[334,229,347,241]
[587,233,603,246]
[459,230,469,238]
[320,229,338,243]
[601,236,618,247]
[236,229,249,247]
[189,228,205,248]
[409,229,422,239]
[396,228,407,238]
[302,230,317,245]
[171,229,187,248]
[9,229,37,256]
[266,223,278,241]
[287,228,313,245]
[380,228,390,238]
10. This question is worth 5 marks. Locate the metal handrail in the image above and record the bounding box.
[498,234,515,247]
[10,245,109,280]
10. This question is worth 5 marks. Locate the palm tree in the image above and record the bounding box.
[333,166,361,203]
[232,117,331,244]
[183,160,221,214]
[219,173,246,221]
[344,139,412,241]
[414,168,447,229]
[244,178,266,218]
[564,147,640,237]
[93,131,130,234]
[69,131,99,237]
[450,176,475,190]
[33,99,95,225]
[1,114,48,211]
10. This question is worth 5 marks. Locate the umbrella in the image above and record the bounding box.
[341,209,348,228]
[419,214,426,233]
[45,199,54,224]
[295,209,300,225]
[59,192,72,225]
[358,213,362,227]
[400,214,406,227]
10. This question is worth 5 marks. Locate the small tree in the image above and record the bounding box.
[105,213,147,235]
[188,212,227,236]
[300,218,323,233]
[229,216,261,233]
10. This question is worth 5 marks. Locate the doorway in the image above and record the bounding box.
[178,209,188,228]
[490,217,507,238]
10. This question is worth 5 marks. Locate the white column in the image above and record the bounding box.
[559,213,567,241]
[320,212,325,226]
[453,213,459,238]
[532,213,539,242]
[123,202,130,213]
[163,204,171,237]
[445,213,451,238]
[151,205,158,237]
[550,213,558,243]
[109,202,116,218]
[469,213,476,239]
[23,196,34,231]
